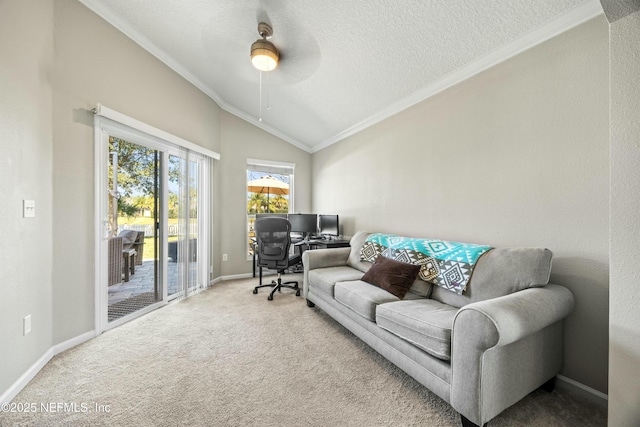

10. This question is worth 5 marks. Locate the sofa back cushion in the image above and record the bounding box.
[347,231,372,272]
[430,247,553,308]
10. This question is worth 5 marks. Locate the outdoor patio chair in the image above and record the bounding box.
[108,237,124,286]
[132,231,145,265]
[118,230,145,265]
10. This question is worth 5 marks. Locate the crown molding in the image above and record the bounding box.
[77,0,312,153]
[221,104,315,153]
[79,0,603,155]
[311,0,604,153]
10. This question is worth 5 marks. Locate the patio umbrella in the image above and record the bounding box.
[247,176,289,213]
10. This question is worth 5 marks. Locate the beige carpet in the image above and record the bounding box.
[1,275,606,426]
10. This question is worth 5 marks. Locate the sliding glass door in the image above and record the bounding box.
[106,137,161,323]
[94,113,213,332]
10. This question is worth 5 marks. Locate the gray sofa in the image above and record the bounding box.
[302,231,575,427]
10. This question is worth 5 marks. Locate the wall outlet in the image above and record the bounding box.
[222,254,228,262]
[23,315,31,336]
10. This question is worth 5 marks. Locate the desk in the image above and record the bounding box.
[305,239,351,249]
[252,239,350,277]
[293,239,350,255]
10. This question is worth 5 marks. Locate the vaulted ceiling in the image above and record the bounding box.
[79,0,602,153]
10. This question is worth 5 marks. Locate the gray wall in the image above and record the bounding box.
[1,0,311,399]
[312,17,610,394]
[218,111,312,277]
[0,1,54,397]
[609,7,640,426]
[51,0,224,344]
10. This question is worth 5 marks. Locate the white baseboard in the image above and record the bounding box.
[0,348,54,405]
[557,374,608,408]
[208,277,222,287]
[217,269,300,283]
[218,272,258,281]
[52,330,96,355]
[0,331,97,405]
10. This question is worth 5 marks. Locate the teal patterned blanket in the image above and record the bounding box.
[360,233,493,295]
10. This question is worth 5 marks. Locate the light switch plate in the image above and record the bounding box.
[24,315,31,335]
[23,200,35,218]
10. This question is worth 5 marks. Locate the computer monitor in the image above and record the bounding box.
[287,213,318,236]
[318,214,339,237]
[255,213,288,219]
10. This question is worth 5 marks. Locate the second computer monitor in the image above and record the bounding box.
[318,214,339,237]
[287,213,318,235]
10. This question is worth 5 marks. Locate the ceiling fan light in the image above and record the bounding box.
[251,39,279,72]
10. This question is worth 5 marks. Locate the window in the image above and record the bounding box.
[246,159,295,259]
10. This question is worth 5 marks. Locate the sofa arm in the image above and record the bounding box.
[450,284,574,425]
[455,284,574,347]
[302,247,351,299]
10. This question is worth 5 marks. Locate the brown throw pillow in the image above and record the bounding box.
[361,255,421,299]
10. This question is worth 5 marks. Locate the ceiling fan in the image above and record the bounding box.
[245,15,321,85]
[250,22,279,72]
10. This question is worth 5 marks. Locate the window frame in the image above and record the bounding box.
[246,159,295,261]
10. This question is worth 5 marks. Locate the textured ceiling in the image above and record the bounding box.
[79,0,602,153]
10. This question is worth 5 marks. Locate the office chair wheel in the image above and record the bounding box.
[252,289,258,294]
[268,295,273,301]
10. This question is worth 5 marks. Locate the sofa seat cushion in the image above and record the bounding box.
[308,267,364,297]
[334,280,399,321]
[376,299,458,361]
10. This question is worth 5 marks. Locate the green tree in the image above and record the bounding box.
[108,137,161,234]
[270,195,288,213]
[109,137,159,198]
[168,192,179,219]
[117,198,139,219]
[247,193,268,214]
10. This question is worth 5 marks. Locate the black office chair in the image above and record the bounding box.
[252,217,302,300]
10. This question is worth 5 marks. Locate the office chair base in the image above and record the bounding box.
[253,278,300,301]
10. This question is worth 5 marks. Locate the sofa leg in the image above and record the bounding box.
[540,376,556,393]
[460,414,486,427]
[306,299,315,308]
